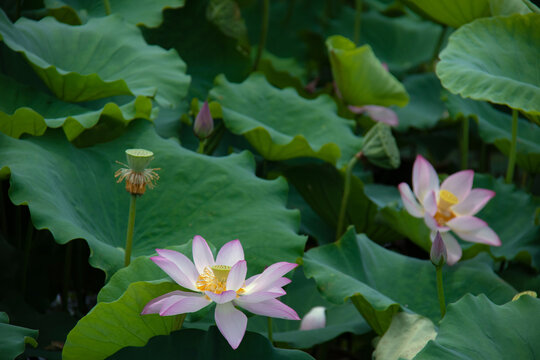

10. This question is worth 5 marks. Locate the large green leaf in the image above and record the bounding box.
[0,11,189,107]
[209,73,363,166]
[144,0,251,99]
[437,14,540,114]
[327,35,409,108]
[63,281,183,359]
[447,94,540,173]
[0,121,305,277]
[0,312,38,360]
[327,10,444,75]
[0,73,154,141]
[303,228,516,335]
[111,327,315,360]
[394,74,446,132]
[414,294,540,359]
[44,0,185,27]
[405,0,530,28]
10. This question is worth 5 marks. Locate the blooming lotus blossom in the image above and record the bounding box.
[141,236,300,349]
[398,155,500,265]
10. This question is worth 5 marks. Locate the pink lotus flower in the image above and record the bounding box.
[398,155,500,265]
[141,236,300,349]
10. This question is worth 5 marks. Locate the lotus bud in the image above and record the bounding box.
[430,231,447,267]
[194,101,214,139]
[300,306,326,330]
[361,122,400,169]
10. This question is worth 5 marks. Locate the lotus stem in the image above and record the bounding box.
[124,194,137,266]
[253,0,269,71]
[505,109,518,184]
[62,241,73,310]
[460,116,469,170]
[267,317,274,343]
[197,139,207,154]
[21,220,34,296]
[436,265,446,318]
[103,0,112,15]
[172,313,186,331]
[354,0,362,44]
[336,153,360,240]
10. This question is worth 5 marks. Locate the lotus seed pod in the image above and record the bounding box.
[361,122,400,169]
[126,149,154,172]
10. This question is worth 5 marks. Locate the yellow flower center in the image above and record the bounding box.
[434,190,458,226]
[196,265,245,296]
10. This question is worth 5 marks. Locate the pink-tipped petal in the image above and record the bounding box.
[141,291,187,315]
[193,235,214,274]
[398,183,423,218]
[237,290,286,304]
[236,298,300,320]
[227,260,247,291]
[205,290,237,304]
[452,189,495,216]
[454,226,501,246]
[150,256,198,291]
[424,213,450,232]
[412,155,440,204]
[216,239,244,267]
[423,191,438,216]
[160,294,211,316]
[215,302,247,349]
[447,216,487,233]
[432,232,462,266]
[271,277,292,288]
[244,262,298,294]
[155,249,199,285]
[441,170,474,202]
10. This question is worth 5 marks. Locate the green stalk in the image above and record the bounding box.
[253,0,269,71]
[21,220,34,296]
[197,139,207,154]
[354,0,362,44]
[505,109,519,184]
[124,195,137,267]
[336,154,360,240]
[62,241,73,311]
[460,116,469,170]
[436,265,446,318]
[0,184,7,235]
[103,0,112,15]
[172,313,187,331]
[267,317,273,343]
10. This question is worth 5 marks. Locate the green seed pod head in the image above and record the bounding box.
[361,122,400,169]
[126,149,154,172]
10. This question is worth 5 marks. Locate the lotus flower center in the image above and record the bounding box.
[434,190,458,226]
[195,265,231,294]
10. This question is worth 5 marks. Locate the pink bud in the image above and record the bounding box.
[430,231,447,267]
[193,101,214,139]
[300,306,326,330]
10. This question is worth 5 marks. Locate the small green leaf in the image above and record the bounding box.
[437,14,540,114]
[0,312,39,360]
[210,73,363,166]
[414,294,540,359]
[373,312,437,360]
[0,10,189,107]
[303,228,516,335]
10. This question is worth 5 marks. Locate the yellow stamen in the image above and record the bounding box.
[438,190,458,211]
[196,266,245,296]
